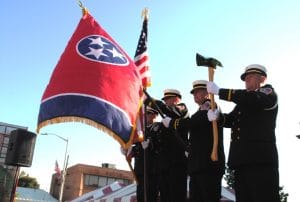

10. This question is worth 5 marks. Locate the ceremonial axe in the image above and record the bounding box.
[196,53,223,161]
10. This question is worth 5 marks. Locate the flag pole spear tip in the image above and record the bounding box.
[142,7,149,20]
[82,7,88,16]
[78,0,88,16]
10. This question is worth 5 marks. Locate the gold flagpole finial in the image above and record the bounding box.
[141,7,149,20]
[78,0,88,16]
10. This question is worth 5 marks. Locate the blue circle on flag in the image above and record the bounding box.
[76,35,129,65]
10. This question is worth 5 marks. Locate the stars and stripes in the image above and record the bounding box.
[54,160,61,179]
[134,17,151,88]
[131,14,152,143]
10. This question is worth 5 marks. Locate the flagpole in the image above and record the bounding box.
[143,90,148,202]
[126,157,138,183]
[141,8,149,202]
[78,0,88,16]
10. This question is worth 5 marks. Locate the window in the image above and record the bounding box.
[107,177,115,185]
[84,174,99,187]
[98,176,107,187]
[84,174,131,188]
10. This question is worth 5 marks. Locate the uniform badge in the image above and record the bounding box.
[200,100,210,110]
[152,124,160,132]
[259,87,273,95]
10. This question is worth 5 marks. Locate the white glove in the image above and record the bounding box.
[207,109,220,121]
[185,151,189,158]
[141,139,150,149]
[120,147,127,155]
[207,81,220,95]
[162,117,171,128]
[127,145,133,156]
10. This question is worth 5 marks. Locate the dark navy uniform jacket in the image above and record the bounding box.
[188,100,225,173]
[151,100,189,170]
[133,122,162,176]
[174,99,225,173]
[218,84,278,168]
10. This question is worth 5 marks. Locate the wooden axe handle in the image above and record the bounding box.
[208,68,219,161]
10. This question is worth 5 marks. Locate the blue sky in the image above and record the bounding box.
[1,0,300,201]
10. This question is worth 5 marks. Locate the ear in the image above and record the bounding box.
[175,96,181,103]
[260,75,267,83]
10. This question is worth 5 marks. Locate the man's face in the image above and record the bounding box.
[193,89,208,105]
[244,73,265,91]
[164,96,179,106]
[146,112,157,124]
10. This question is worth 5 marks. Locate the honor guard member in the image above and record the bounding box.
[146,89,189,202]
[160,89,189,202]
[207,64,280,202]
[166,80,225,202]
[123,106,161,202]
[188,80,225,202]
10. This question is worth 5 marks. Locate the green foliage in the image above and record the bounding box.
[279,186,288,202]
[224,164,235,189]
[223,165,288,202]
[18,172,40,189]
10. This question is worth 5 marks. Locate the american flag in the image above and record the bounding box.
[131,13,151,143]
[134,16,151,88]
[55,160,62,179]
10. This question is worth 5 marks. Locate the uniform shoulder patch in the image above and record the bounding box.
[200,100,211,110]
[259,87,273,95]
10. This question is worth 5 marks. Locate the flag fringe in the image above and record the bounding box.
[36,116,134,149]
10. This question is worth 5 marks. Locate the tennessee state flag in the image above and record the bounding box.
[37,12,143,148]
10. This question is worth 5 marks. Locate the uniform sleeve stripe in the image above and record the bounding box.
[227,89,232,101]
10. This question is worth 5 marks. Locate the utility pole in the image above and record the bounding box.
[41,133,68,202]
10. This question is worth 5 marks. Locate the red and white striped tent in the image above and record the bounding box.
[98,183,137,202]
[71,181,126,202]
[72,182,236,202]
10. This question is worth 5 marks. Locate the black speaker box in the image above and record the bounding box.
[5,129,37,167]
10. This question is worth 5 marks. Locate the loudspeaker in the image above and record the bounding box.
[5,129,37,167]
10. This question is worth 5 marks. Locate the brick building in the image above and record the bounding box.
[50,163,134,201]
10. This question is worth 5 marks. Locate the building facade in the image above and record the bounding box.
[50,163,134,201]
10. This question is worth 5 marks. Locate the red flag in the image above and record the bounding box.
[55,160,61,179]
[134,17,151,88]
[37,12,143,148]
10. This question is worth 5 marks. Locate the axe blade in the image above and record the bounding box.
[196,53,223,69]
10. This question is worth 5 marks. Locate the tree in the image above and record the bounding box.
[224,165,289,202]
[224,164,235,189]
[18,171,40,189]
[279,186,288,202]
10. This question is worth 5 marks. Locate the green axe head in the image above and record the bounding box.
[196,53,223,69]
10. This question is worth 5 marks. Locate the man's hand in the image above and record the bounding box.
[207,109,220,121]
[120,146,127,155]
[162,117,171,128]
[207,81,220,95]
[141,139,150,149]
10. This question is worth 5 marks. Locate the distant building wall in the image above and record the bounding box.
[50,163,134,201]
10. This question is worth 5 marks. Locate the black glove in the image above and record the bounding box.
[144,96,154,106]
